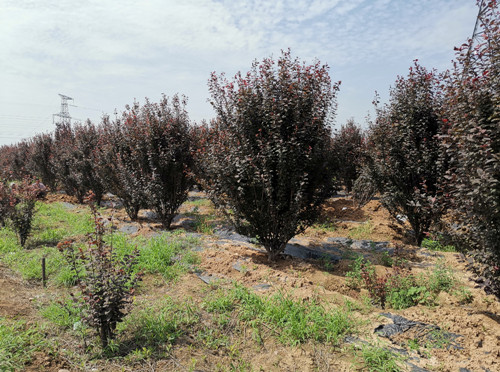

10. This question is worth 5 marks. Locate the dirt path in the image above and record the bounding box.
[0,264,36,318]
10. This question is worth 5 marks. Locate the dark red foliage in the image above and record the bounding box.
[0,141,31,181]
[0,180,14,226]
[9,178,40,247]
[441,0,500,298]
[52,121,105,204]
[361,63,446,245]
[58,192,142,348]
[26,133,57,190]
[331,119,365,193]
[93,115,147,220]
[110,95,194,227]
[201,50,339,261]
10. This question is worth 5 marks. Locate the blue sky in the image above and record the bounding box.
[0,0,478,146]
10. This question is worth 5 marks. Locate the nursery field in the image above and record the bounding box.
[0,191,499,372]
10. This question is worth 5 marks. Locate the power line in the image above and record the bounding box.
[1,100,104,115]
[69,104,103,112]
[0,114,48,119]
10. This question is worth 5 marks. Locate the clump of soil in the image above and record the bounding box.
[44,192,79,204]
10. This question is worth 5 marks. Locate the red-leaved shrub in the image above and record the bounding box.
[52,121,105,204]
[106,95,194,227]
[441,0,500,297]
[331,119,365,193]
[360,63,446,245]
[200,50,339,261]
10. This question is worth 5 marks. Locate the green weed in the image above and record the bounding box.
[111,231,200,281]
[185,198,213,208]
[40,299,82,329]
[380,251,393,267]
[345,256,372,290]
[319,254,336,271]
[347,258,457,310]
[0,318,48,371]
[453,287,474,304]
[196,328,229,350]
[425,329,453,349]
[203,289,236,313]
[426,260,455,293]
[35,202,93,237]
[193,214,215,235]
[386,284,434,310]
[348,221,374,240]
[0,228,20,255]
[124,346,153,363]
[3,246,69,283]
[122,298,199,351]
[206,284,356,346]
[356,343,404,372]
[421,238,455,252]
[0,202,98,286]
[311,220,337,233]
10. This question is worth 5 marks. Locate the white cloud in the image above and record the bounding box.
[0,0,479,144]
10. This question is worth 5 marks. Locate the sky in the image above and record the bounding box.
[0,0,479,146]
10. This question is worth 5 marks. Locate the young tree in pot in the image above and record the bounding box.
[203,50,339,261]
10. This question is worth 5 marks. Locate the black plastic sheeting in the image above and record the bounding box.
[375,313,463,351]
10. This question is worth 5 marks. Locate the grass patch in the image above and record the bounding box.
[40,299,82,329]
[110,231,200,281]
[204,284,356,346]
[1,204,200,286]
[184,202,216,234]
[2,246,71,284]
[426,260,456,293]
[0,228,20,255]
[379,251,393,267]
[355,343,404,372]
[348,221,374,240]
[421,238,455,252]
[0,202,95,286]
[196,328,230,350]
[34,202,93,238]
[192,214,215,235]
[1,202,93,251]
[185,198,214,208]
[0,317,48,371]
[453,286,474,304]
[118,298,199,356]
[345,255,368,290]
[311,219,337,233]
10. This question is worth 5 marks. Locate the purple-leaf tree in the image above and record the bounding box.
[202,50,339,261]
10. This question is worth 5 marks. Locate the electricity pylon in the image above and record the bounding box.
[468,0,490,55]
[53,94,73,125]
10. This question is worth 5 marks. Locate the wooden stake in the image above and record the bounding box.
[42,257,46,288]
